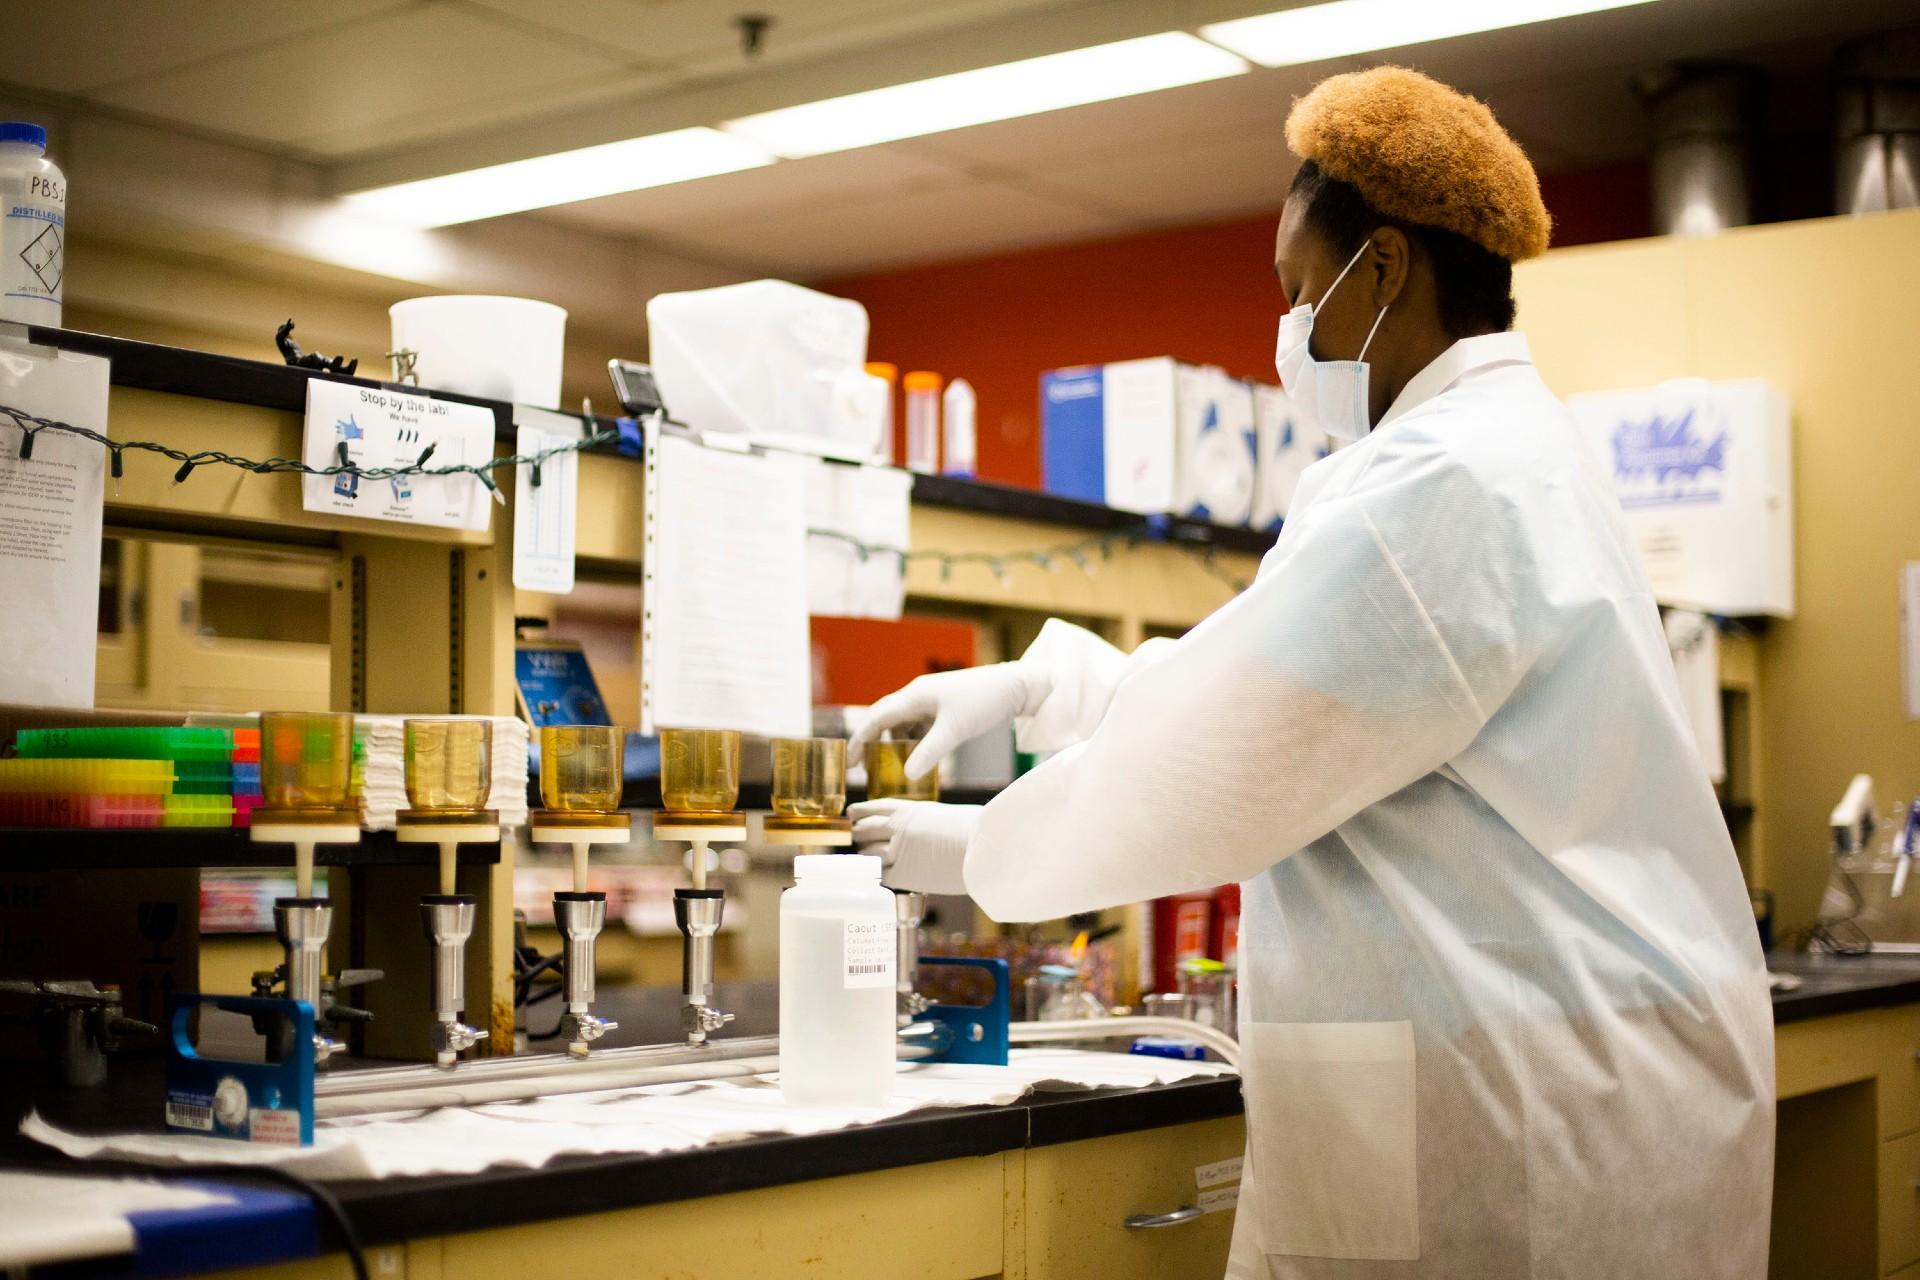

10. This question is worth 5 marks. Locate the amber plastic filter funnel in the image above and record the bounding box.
[405,719,492,815]
[660,728,740,813]
[260,711,356,814]
[539,725,625,812]
[771,737,848,817]
[865,738,939,802]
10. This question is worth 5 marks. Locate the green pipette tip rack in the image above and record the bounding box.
[14,726,235,763]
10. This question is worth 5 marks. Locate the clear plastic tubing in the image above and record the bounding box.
[0,122,64,327]
[780,853,897,1106]
[903,371,941,475]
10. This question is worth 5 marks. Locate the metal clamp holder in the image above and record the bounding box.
[421,894,487,1067]
[0,978,155,1088]
[893,890,930,1027]
[554,890,616,1056]
[675,888,734,1043]
[917,956,1011,1066]
[166,994,315,1145]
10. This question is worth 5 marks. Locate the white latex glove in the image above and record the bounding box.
[848,662,1050,780]
[849,799,981,895]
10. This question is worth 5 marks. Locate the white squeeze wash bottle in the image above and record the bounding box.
[780,854,897,1106]
[0,123,65,327]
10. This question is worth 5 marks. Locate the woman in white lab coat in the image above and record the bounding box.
[850,67,1774,1278]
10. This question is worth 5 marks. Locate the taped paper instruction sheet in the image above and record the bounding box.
[804,458,910,620]
[512,406,581,594]
[642,425,810,738]
[300,380,494,531]
[0,338,106,708]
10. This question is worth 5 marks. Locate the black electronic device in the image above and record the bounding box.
[607,360,667,418]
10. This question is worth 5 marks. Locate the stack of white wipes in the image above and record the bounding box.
[21,1050,1234,1181]
[356,715,530,831]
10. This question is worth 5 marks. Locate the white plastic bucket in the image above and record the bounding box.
[389,295,567,409]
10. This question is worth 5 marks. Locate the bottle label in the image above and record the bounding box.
[3,181,63,310]
[843,920,896,989]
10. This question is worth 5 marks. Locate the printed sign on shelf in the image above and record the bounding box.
[0,338,107,709]
[300,380,495,531]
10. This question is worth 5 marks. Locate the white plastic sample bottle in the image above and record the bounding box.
[903,370,942,475]
[0,123,65,327]
[780,853,898,1107]
[941,377,977,478]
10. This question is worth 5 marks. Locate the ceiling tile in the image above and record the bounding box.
[534,144,973,234]
[1021,127,1296,226]
[654,175,1135,277]
[464,0,1070,75]
[295,68,667,158]
[893,70,1304,171]
[0,0,407,94]
[92,6,628,148]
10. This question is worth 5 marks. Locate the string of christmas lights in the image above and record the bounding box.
[0,401,1256,593]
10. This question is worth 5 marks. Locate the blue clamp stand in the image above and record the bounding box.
[165,995,315,1145]
[917,956,1011,1066]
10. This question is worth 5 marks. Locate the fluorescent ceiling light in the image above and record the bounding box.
[1201,0,1661,67]
[722,33,1249,159]
[344,127,775,228]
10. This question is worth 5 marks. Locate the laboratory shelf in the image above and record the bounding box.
[25,324,511,427]
[25,325,1278,553]
[0,826,502,871]
[614,780,1005,811]
[908,472,1276,554]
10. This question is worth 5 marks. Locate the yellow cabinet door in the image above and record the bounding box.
[1020,1117,1246,1280]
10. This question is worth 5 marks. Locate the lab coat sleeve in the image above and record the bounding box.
[1012,620,1179,753]
[964,450,1536,922]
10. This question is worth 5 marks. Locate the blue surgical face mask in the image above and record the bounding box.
[1274,241,1390,447]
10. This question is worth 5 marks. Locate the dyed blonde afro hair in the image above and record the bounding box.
[1285,66,1551,262]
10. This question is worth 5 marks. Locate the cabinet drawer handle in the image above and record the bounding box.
[1124,1205,1206,1230]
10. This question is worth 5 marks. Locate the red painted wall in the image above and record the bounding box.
[810,615,975,706]
[825,161,1651,490]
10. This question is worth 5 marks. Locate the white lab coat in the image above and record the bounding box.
[964,332,1774,1278]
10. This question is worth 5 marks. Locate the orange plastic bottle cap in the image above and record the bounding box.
[903,371,942,392]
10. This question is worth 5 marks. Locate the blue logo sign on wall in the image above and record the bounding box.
[515,643,610,728]
[1610,403,1730,510]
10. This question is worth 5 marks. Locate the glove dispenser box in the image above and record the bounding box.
[1251,382,1326,533]
[1041,357,1255,524]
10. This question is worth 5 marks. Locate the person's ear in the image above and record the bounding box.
[1368,226,1412,309]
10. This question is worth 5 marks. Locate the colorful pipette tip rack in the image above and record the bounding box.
[231,729,263,828]
[0,758,175,794]
[2,725,271,828]
[14,726,234,761]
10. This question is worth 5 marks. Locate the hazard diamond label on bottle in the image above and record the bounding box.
[20,221,59,292]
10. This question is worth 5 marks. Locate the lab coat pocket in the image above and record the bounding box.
[1245,1020,1419,1261]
